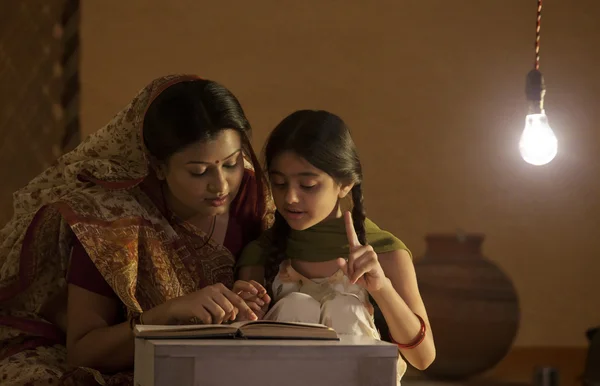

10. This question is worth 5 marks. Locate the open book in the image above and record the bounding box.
[134,320,339,341]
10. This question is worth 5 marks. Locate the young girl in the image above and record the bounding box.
[237,110,435,380]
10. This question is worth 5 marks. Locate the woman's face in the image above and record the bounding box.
[160,129,245,219]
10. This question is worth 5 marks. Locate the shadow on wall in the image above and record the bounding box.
[79,0,600,348]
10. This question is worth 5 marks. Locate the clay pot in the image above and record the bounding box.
[413,232,520,379]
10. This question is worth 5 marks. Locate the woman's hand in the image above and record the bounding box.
[235,280,271,320]
[337,211,388,294]
[166,282,260,324]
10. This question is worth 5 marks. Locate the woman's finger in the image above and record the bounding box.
[222,288,258,321]
[204,295,230,324]
[192,306,213,325]
[213,291,237,314]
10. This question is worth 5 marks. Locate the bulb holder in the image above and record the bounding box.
[525,69,546,114]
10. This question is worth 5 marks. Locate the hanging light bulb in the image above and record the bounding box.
[519,0,558,166]
[519,112,557,166]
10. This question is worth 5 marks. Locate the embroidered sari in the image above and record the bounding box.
[0,74,272,385]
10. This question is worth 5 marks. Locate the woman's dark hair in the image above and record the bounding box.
[143,79,266,230]
[263,110,366,284]
[144,79,251,162]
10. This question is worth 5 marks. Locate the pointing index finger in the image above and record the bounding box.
[344,211,361,248]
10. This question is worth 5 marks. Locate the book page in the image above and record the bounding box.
[136,324,234,333]
[134,320,337,340]
[236,320,332,330]
[134,323,238,338]
[237,320,338,340]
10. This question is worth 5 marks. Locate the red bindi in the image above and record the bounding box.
[215,160,220,164]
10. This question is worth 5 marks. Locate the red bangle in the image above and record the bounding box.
[389,313,427,349]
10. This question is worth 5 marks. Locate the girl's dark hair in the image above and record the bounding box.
[263,110,366,284]
[143,79,266,230]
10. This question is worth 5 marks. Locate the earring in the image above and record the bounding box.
[153,164,166,181]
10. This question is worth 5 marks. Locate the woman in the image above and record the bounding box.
[0,75,272,385]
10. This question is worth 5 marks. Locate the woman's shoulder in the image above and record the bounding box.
[364,218,412,258]
[60,184,153,222]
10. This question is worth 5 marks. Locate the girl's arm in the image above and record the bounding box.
[340,211,434,369]
[370,249,436,370]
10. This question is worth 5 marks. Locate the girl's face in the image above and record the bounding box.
[269,151,353,230]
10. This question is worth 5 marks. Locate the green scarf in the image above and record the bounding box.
[237,216,410,267]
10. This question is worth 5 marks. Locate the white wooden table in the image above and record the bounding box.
[134,335,399,386]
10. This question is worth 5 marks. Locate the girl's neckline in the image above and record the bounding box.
[290,215,346,234]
